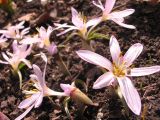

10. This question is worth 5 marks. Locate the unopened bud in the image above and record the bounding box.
[70,88,94,105]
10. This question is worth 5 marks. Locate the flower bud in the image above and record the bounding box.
[70,88,94,105]
[61,84,94,105]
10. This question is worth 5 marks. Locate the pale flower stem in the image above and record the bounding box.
[11,69,23,89]
[55,53,71,77]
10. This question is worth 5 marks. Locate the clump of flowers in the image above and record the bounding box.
[76,35,160,115]
[0,0,159,119]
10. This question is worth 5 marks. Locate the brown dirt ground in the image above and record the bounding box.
[0,0,160,120]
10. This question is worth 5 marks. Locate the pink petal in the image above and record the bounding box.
[21,27,30,36]
[111,19,136,29]
[71,7,84,29]
[39,53,47,80]
[86,17,102,27]
[117,77,141,115]
[12,40,18,53]
[93,72,114,89]
[56,27,76,36]
[92,0,104,11]
[32,64,45,89]
[21,37,41,45]
[47,26,53,36]
[39,27,46,37]
[76,50,113,71]
[104,0,116,14]
[109,9,135,19]
[45,87,67,96]
[34,92,43,108]
[109,35,121,63]
[20,59,32,68]
[15,104,34,120]
[128,66,160,77]
[18,93,39,109]
[123,43,143,67]
[2,53,10,62]
[60,84,75,96]
[16,21,25,29]
[0,60,9,64]
[46,42,58,55]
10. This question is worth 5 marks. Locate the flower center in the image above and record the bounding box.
[113,62,126,77]
[44,39,50,47]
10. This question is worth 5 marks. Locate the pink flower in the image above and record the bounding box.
[21,26,58,55]
[76,35,160,115]
[15,53,66,120]
[54,7,100,39]
[0,40,32,71]
[0,21,30,39]
[93,0,135,29]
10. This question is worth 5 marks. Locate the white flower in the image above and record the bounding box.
[76,35,160,115]
[54,7,100,39]
[0,21,30,39]
[15,53,66,120]
[93,0,135,29]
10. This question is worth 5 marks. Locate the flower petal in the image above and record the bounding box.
[57,27,77,36]
[32,64,45,89]
[18,93,39,109]
[0,60,9,64]
[20,59,32,68]
[128,66,160,77]
[76,50,113,71]
[92,0,105,11]
[15,104,34,120]
[71,7,84,28]
[123,43,143,67]
[109,9,135,19]
[45,87,67,96]
[104,0,116,14]
[117,77,141,115]
[111,19,136,29]
[93,72,114,89]
[21,37,41,45]
[47,26,53,36]
[46,42,58,55]
[109,35,121,63]
[86,17,102,28]
[60,84,75,96]
[34,92,43,108]
[2,52,10,62]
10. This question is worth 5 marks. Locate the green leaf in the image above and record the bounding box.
[18,63,26,70]
[88,33,109,41]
